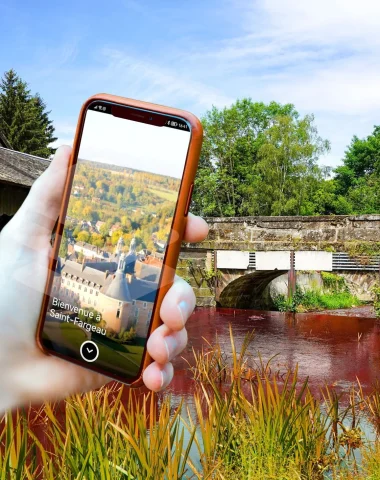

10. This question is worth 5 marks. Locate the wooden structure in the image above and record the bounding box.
[0,138,50,228]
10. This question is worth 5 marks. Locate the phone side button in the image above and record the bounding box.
[184,183,194,216]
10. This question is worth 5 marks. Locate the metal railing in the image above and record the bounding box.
[332,252,380,271]
[245,251,380,271]
[248,252,256,269]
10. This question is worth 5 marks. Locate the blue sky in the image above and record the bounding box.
[1,0,380,168]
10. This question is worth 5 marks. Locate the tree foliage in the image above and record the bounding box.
[192,98,380,217]
[0,69,57,157]
[333,126,380,214]
[192,99,330,217]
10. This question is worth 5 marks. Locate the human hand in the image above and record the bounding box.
[0,146,208,413]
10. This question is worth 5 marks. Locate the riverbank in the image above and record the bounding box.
[273,280,363,313]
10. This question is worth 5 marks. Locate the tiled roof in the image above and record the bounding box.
[84,261,118,272]
[62,260,108,286]
[61,259,157,303]
[102,271,132,302]
[0,146,50,187]
[129,278,157,303]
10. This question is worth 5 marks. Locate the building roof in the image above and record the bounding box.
[129,278,157,303]
[84,261,118,272]
[62,260,109,286]
[74,241,111,258]
[102,271,132,302]
[0,132,12,149]
[0,146,50,187]
[61,258,157,303]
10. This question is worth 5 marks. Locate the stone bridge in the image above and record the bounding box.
[178,215,380,307]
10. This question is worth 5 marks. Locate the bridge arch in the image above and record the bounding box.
[218,270,288,309]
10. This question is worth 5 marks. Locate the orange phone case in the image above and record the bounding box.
[36,93,203,387]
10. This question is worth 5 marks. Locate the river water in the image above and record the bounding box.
[167,305,380,401]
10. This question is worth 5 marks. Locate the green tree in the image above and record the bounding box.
[72,225,82,238]
[99,223,111,237]
[77,230,90,243]
[333,126,380,214]
[90,233,105,248]
[59,229,68,258]
[31,93,57,157]
[0,69,57,157]
[192,99,330,217]
[111,229,123,245]
[335,126,380,192]
[252,114,330,215]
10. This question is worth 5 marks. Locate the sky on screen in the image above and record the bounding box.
[1,0,380,169]
[80,111,190,178]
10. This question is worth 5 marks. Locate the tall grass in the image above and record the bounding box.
[3,328,380,479]
[0,387,196,479]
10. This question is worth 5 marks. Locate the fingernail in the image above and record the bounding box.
[164,336,178,361]
[177,300,189,327]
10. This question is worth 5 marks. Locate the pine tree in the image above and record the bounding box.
[32,93,57,157]
[0,69,57,158]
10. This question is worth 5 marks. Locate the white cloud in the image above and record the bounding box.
[50,0,380,168]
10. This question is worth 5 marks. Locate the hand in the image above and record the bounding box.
[0,146,208,412]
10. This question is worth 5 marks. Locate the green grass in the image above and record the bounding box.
[274,285,361,312]
[148,187,177,202]
[302,290,360,310]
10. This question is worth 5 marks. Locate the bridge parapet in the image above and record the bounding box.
[186,214,380,252]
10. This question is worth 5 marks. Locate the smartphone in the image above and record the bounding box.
[36,94,203,386]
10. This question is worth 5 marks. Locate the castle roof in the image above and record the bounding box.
[102,271,131,302]
[128,278,157,303]
[61,258,158,303]
[84,261,117,273]
[62,260,108,286]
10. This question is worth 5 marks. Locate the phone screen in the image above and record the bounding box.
[40,101,191,381]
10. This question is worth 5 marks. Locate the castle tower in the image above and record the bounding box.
[102,253,132,302]
[114,235,125,266]
[124,237,137,275]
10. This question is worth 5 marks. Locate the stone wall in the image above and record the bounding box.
[176,250,215,307]
[192,215,380,251]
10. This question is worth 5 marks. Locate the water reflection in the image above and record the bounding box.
[166,306,380,404]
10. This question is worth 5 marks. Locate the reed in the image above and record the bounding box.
[2,328,380,479]
[186,327,332,479]
[1,387,196,479]
[183,334,228,383]
[358,379,380,434]
[0,410,42,479]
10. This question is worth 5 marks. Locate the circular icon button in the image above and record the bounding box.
[80,341,99,363]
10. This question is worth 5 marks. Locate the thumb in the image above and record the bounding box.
[8,146,72,244]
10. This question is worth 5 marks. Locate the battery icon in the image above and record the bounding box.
[171,121,178,127]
